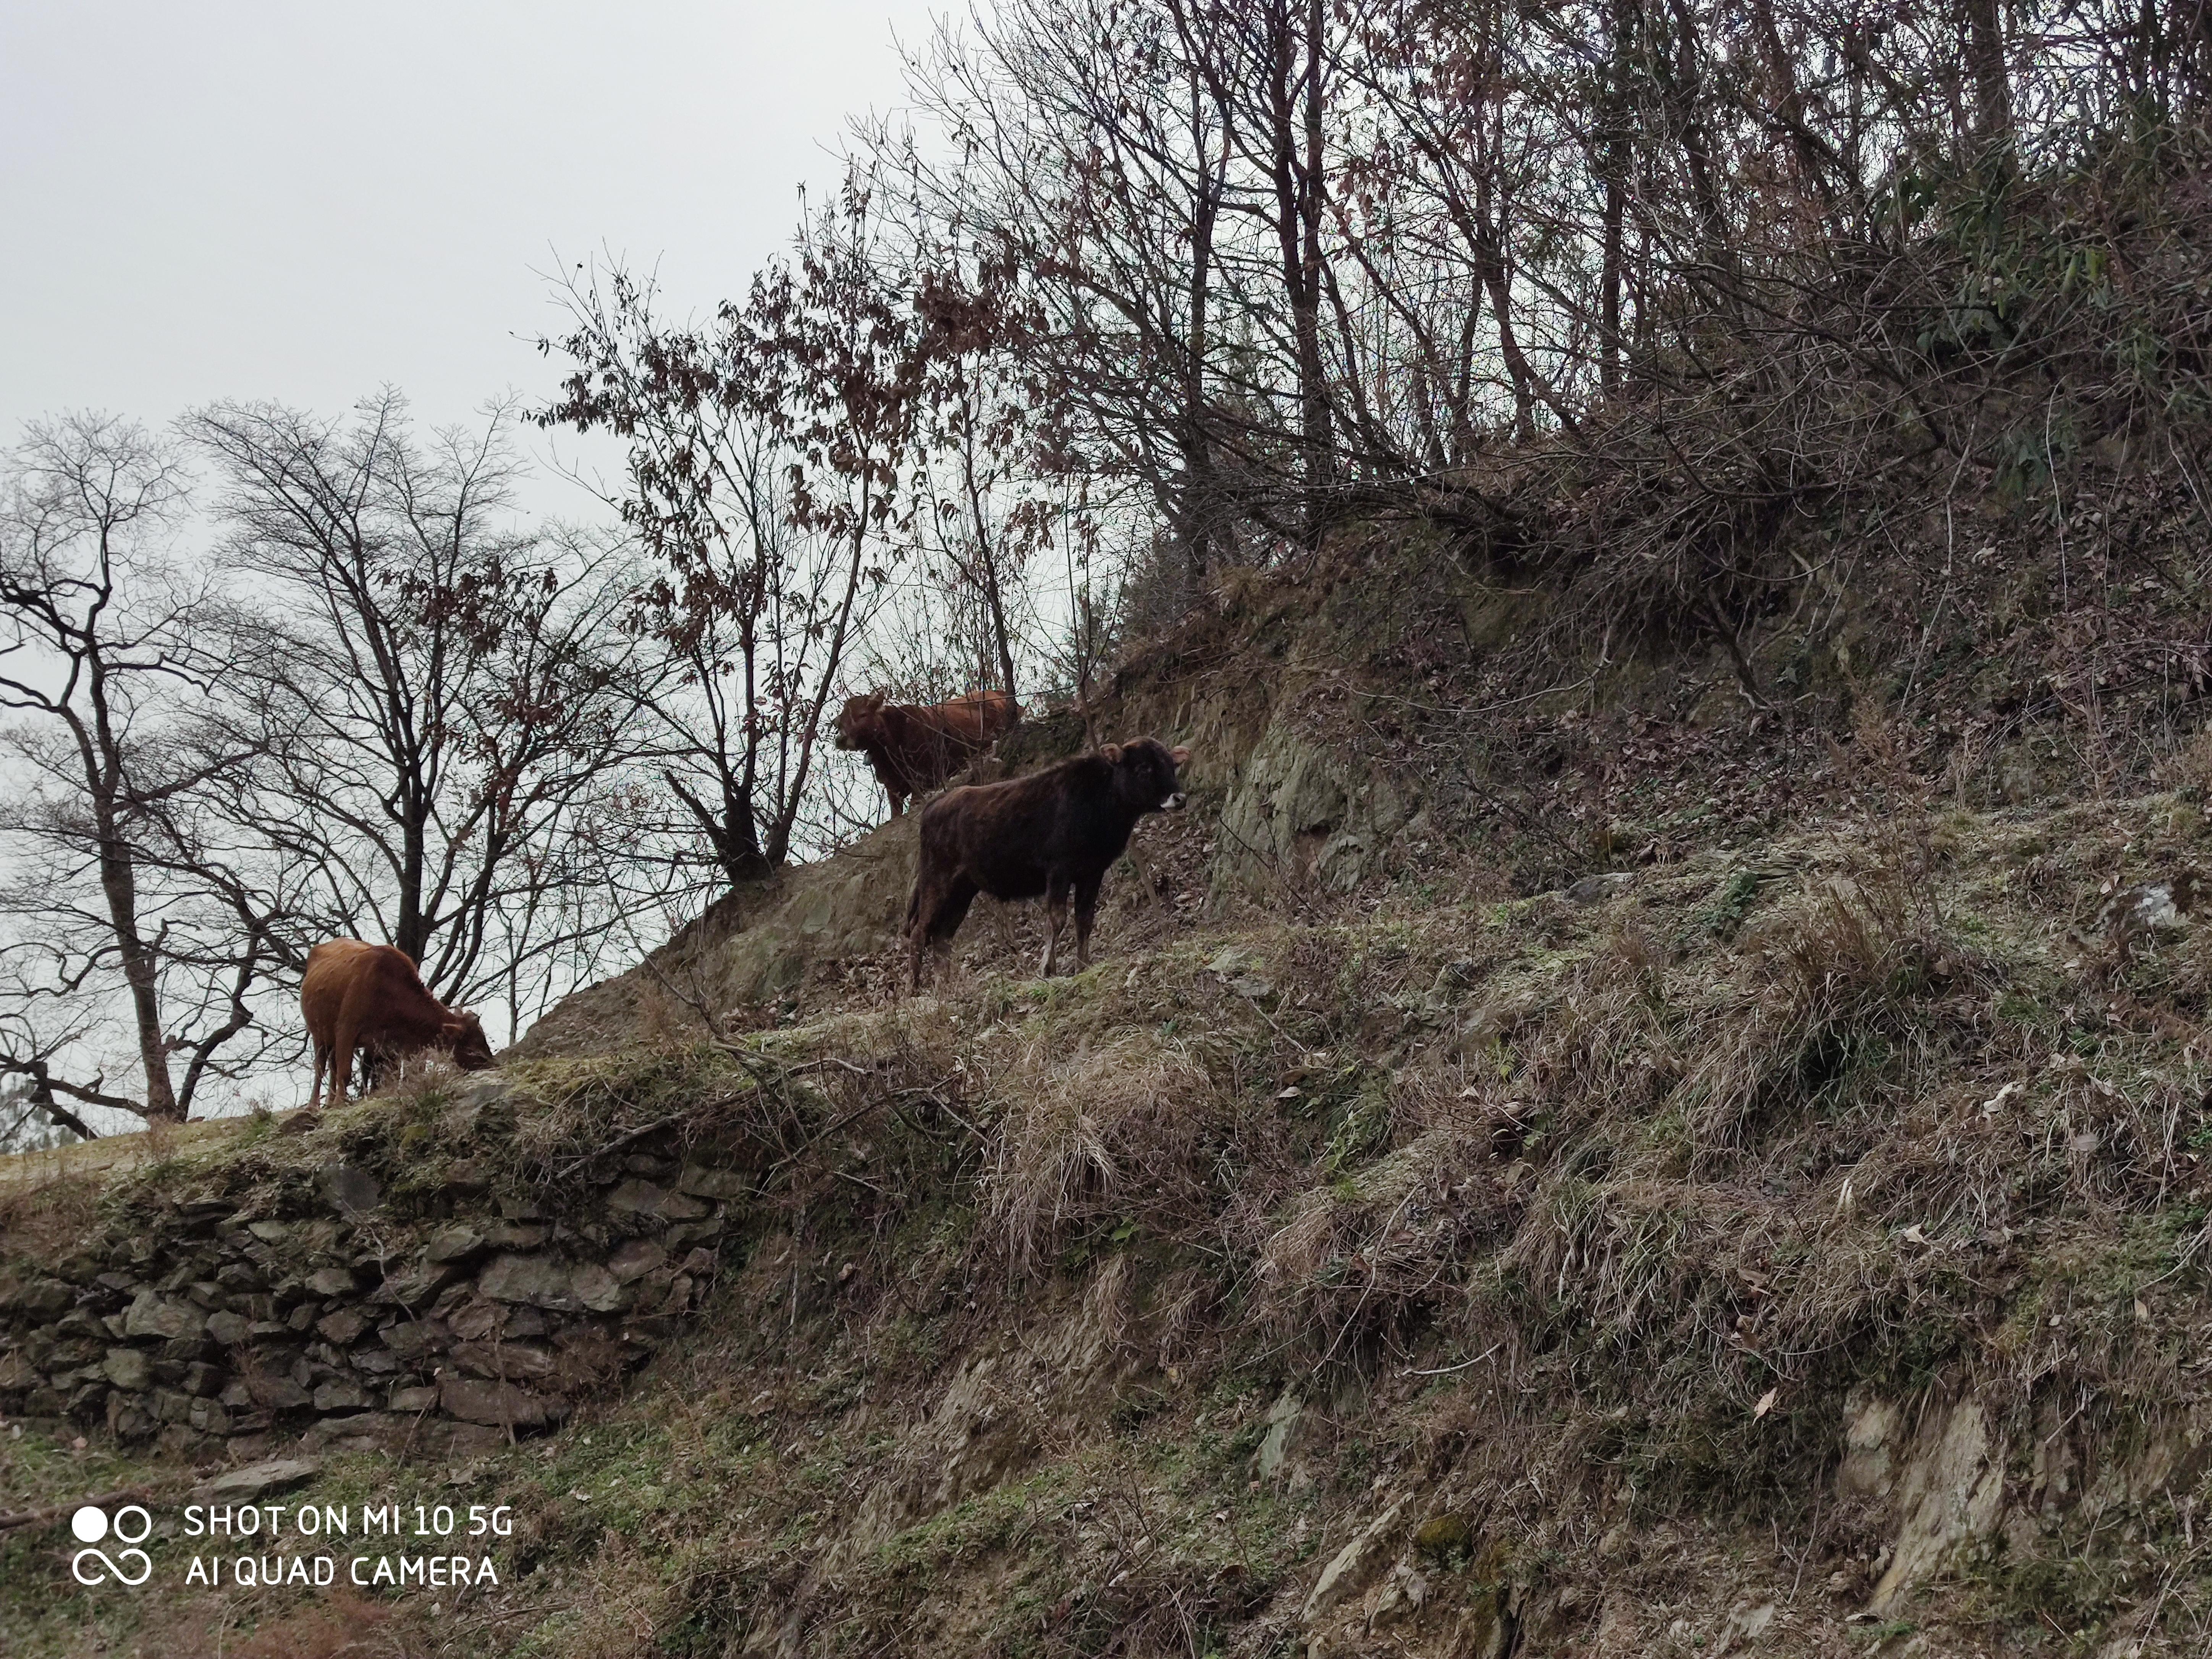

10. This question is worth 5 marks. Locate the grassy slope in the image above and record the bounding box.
[9,781,2212,1657]
[12,506,2212,1654]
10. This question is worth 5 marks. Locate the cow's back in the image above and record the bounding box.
[918,756,1117,897]
[303,939,380,1043]
[302,940,434,1043]
[936,689,1019,747]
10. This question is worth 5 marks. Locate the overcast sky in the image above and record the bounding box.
[0,0,946,513]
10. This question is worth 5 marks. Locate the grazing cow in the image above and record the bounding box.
[301,939,495,1109]
[835,687,1020,820]
[907,738,1192,991]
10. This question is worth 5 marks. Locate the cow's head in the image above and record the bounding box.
[1101,738,1192,815]
[834,692,889,752]
[443,1011,496,1071]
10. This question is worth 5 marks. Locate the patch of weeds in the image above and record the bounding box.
[1110,1386,1172,1433]
[1690,867,1769,942]
[1060,1215,1141,1273]
[876,1476,1044,1578]
[1967,1542,2125,1644]
[1321,1075,1392,1176]
[1412,1513,1475,1570]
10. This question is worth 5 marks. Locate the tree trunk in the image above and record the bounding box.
[1181,92,1224,598]
[1664,0,1732,267]
[94,817,178,1121]
[1598,0,1636,398]
[1268,0,1333,548]
[1297,0,1334,542]
[82,671,178,1122]
[1961,0,2012,156]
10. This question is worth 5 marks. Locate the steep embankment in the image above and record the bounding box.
[9,525,2212,1657]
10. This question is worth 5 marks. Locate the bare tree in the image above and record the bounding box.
[539,172,920,886]
[0,414,286,1127]
[184,395,641,1016]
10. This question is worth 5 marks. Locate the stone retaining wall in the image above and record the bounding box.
[0,1082,745,1463]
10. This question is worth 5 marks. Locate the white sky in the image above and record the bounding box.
[0,0,947,510]
[0,2,955,1129]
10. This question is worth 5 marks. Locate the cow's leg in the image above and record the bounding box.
[908,873,941,994]
[1073,872,1104,971]
[912,877,977,993]
[330,1030,354,1108]
[1040,873,1070,977]
[307,1039,327,1112]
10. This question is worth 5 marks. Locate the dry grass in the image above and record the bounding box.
[981,1031,1217,1276]
[14,774,2212,1652]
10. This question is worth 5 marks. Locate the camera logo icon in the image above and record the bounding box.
[70,1505,153,1587]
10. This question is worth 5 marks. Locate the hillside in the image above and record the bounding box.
[9,515,2212,1658]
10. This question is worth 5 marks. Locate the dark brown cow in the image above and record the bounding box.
[301,939,495,1109]
[835,687,1020,820]
[907,738,1191,991]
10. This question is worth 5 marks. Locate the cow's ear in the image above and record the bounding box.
[1100,742,1124,765]
[1170,745,1190,765]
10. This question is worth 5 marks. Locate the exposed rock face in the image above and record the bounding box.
[0,1127,739,1461]
[1302,1499,1407,1624]
[1214,721,1415,896]
[1867,1398,2008,1612]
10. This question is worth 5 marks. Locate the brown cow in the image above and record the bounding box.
[907,738,1191,991]
[835,687,1020,820]
[301,940,495,1109]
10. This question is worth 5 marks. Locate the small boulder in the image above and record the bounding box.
[477,1253,579,1310]
[122,1290,206,1342]
[573,1263,634,1315]
[315,1308,370,1345]
[204,1311,251,1347]
[424,1225,487,1264]
[1301,1499,1404,1624]
[606,1239,667,1284]
[439,1375,563,1430]
[674,1164,747,1200]
[451,1340,556,1381]
[605,1180,710,1222]
[249,1375,314,1411]
[317,1163,382,1218]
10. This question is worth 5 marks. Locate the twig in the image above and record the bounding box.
[1400,1343,1501,1377]
[553,1114,688,1181]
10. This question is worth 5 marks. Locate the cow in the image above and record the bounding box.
[301,939,495,1110]
[835,687,1020,820]
[907,737,1192,992]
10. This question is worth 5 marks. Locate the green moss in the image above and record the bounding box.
[1412,1513,1474,1568]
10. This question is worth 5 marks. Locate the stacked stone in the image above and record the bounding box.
[0,1106,745,1461]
